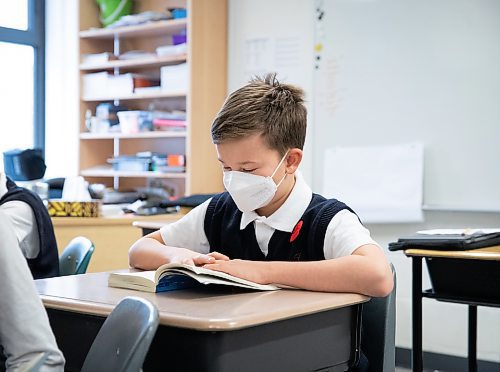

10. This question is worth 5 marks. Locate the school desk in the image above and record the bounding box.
[35,272,368,372]
[405,246,500,372]
[132,220,170,236]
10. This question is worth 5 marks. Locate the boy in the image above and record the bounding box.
[0,210,65,371]
[0,172,59,279]
[129,74,393,297]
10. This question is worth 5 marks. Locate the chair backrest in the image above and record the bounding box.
[361,263,397,372]
[58,236,95,276]
[81,296,159,372]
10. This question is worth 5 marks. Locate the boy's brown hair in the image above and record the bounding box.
[211,73,307,156]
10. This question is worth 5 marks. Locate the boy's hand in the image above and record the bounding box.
[203,259,268,284]
[169,249,230,266]
[207,251,230,261]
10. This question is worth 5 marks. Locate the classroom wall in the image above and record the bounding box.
[228,0,315,183]
[45,0,80,179]
[229,0,500,363]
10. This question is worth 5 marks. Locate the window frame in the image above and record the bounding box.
[0,0,45,155]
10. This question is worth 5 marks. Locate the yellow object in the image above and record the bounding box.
[47,200,101,217]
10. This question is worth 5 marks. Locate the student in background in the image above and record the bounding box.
[129,73,393,298]
[0,172,59,278]
[0,210,65,371]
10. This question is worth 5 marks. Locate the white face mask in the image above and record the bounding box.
[223,152,288,213]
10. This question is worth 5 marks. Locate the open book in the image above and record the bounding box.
[108,263,280,293]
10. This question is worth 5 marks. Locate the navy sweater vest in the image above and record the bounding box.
[204,192,356,261]
[0,178,59,278]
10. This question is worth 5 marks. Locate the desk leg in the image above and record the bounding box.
[468,305,477,372]
[412,256,423,372]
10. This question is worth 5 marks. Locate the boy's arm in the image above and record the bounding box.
[203,244,393,297]
[129,231,229,270]
[129,199,229,270]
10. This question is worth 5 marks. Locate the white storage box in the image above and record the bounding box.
[156,43,188,57]
[83,73,159,99]
[161,63,188,93]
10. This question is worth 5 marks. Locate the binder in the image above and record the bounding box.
[389,231,500,251]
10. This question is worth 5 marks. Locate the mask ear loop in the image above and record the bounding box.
[271,151,289,187]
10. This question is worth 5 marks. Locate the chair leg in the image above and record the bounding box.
[412,257,423,372]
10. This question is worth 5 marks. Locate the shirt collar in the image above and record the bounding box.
[240,170,313,232]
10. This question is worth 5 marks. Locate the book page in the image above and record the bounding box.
[156,263,279,291]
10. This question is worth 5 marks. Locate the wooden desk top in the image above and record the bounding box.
[51,212,183,227]
[35,272,368,331]
[405,246,500,261]
[132,220,171,230]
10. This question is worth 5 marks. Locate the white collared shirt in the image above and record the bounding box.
[0,173,40,259]
[160,171,378,259]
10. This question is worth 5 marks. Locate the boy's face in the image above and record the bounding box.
[215,133,285,181]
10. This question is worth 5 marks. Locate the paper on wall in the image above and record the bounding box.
[322,143,424,223]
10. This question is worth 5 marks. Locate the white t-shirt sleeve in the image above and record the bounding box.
[323,209,379,259]
[159,198,211,254]
[0,201,40,259]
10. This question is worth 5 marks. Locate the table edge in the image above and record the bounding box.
[40,293,369,331]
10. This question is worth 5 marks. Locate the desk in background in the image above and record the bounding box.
[132,220,169,236]
[52,213,181,272]
[405,246,500,372]
[35,272,367,372]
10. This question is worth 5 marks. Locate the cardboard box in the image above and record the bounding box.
[48,200,101,217]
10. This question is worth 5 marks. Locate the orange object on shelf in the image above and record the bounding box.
[168,154,185,167]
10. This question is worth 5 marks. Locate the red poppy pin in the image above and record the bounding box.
[290,220,303,243]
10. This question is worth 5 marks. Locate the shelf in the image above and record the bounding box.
[79,19,187,40]
[82,90,186,102]
[81,166,187,179]
[78,0,227,194]
[80,54,187,72]
[80,131,187,139]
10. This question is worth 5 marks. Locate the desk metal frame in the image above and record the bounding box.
[410,255,500,372]
[46,304,362,372]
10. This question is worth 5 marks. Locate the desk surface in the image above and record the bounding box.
[405,246,500,261]
[35,272,368,331]
[51,213,182,227]
[132,220,171,230]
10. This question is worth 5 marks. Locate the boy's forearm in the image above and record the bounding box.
[261,254,393,296]
[128,237,175,270]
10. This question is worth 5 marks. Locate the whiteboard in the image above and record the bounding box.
[312,0,500,211]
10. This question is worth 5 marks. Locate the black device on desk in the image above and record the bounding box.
[389,231,500,251]
[159,193,216,208]
[135,204,180,216]
[133,194,215,216]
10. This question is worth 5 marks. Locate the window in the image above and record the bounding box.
[0,0,45,157]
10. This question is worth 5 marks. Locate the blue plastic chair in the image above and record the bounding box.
[58,236,95,276]
[81,296,159,372]
[361,263,397,372]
